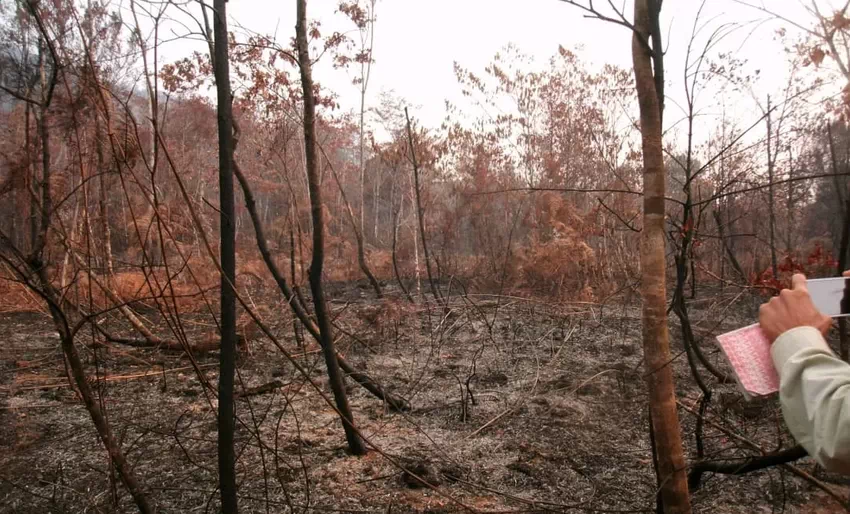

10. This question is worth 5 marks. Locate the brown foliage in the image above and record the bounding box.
[0,273,44,313]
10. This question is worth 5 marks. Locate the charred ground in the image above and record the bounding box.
[0,284,845,513]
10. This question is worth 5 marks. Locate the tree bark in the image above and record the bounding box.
[35,275,155,514]
[713,210,746,281]
[296,0,367,455]
[324,149,383,298]
[405,108,441,304]
[632,1,692,512]
[211,0,239,510]
[766,96,778,279]
[828,125,850,361]
[785,146,795,255]
[829,123,846,213]
[392,195,414,303]
[357,1,375,240]
[96,116,115,278]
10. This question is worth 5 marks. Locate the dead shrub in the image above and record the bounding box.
[112,271,151,303]
[0,272,44,313]
[368,249,394,280]
[517,233,597,300]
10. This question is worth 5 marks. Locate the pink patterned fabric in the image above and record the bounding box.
[716,323,779,398]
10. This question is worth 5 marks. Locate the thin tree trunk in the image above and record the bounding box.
[392,194,414,303]
[234,164,409,411]
[211,0,239,510]
[405,108,441,304]
[766,95,778,278]
[838,199,850,362]
[785,146,794,255]
[374,166,380,242]
[296,0,367,456]
[318,3,380,296]
[829,123,846,212]
[130,0,160,270]
[713,210,746,281]
[33,99,51,258]
[26,101,38,252]
[21,253,156,514]
[35,278,155,514]
[360,91,366,236]
[413,191,421,295]
[828,124,850,361]
[10,10,153,505]
[357,1,375,239]
[61,187,82,289]
[97,120,115,278]
[323,149,383,298]
[632,1,692,511]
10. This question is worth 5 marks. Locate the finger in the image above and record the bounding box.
[844,270,850,278]
[791,273,808,292]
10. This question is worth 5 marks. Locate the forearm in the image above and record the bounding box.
[772,326,850,473]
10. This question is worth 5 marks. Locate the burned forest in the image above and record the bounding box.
[2,0,850,513]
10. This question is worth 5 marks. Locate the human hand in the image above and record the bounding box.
[758,273,833,343]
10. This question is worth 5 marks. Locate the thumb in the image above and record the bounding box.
[843,270,850,278]
[791,273,808,292]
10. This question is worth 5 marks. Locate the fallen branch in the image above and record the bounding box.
[106,334,247,355]
[679,400,848,510]
[688,446,807,489]
[235,380,289,398]
[3,364,217,393]
[466,407,513,439]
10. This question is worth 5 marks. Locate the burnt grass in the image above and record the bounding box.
[0,281,847,513]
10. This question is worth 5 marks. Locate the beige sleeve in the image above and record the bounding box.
[771,326,850,473]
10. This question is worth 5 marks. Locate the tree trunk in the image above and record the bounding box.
[405,108,441,304]
[130,0,160,271]
[713,210,746,281]
[829,123,846,213]
[8,10,154,505]
[234,163,409,411]
[413,191,421,295]
[392,194,414,303]
[828,125,850,361]
[60,187,82,290]
[766,95,778,279]
[96,116,115,278]
[211,0,239,510]
[26,101,38,253]
[357,2,375,240]
[296,0,367,455]
[374,166,380,242]
[785,146,795,255]
[632,1,692,511]
[325,150,383,298]
[34,274,155,514]
[837,199,850,362]
[360,90,367,237]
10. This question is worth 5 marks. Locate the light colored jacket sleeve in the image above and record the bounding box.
[771,326,850,473]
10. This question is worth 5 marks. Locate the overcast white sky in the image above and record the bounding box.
[145,1,842,141]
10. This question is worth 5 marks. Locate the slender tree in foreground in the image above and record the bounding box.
[632,0,692,511]
[296,0,367,455]
[211,0,239,510]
